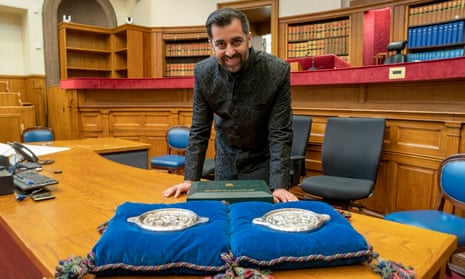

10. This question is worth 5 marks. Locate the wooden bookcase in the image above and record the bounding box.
[407,0,465,61]
[58,23,113,79]
[58,23,147,79]
[277,0,465,67]
[112,26,129,78]
[161,27,210,77]
[286,17,350,61]
[59,23,209,78]
[111,24,146,78]
[278,7,365,66]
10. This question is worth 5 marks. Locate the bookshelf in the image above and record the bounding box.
[58,23,147,79]
[58,23,113,79]
[112,27,128,78]
[286,17,350,61]
[112,24,146,78]
[162,31,210,77]
[407,0,465,61]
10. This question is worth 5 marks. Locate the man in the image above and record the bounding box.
[162,8,298,202]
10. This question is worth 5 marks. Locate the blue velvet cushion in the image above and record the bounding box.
[89,201,229,276]
[229,201,372,270]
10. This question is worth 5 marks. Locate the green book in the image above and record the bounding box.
[187,180,273,204]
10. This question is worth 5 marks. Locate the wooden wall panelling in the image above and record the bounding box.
[0,106,36,128]
[47,86,79,140]
[0,76,47,126]
[148,30,164,78]
[0,81,9,91]
[0,92,22,106]
[78,107,215,162]
[24,76,47,126]
[349,11,365,66]
[125,26,145,78]
[390,3,408,42]
[77,105,213,166]
[0,106,36,142]
[460,124,465,153]
[0,114,22,142]
[142,31,155,77]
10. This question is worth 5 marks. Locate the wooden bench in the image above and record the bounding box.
[0,92,23,106]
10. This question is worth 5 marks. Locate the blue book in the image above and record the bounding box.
[420,26,428,47]
[411,27,418,48]
[457,21,465,43]
[426,25,433,46]
[408,28,414,48]
[445,23,453,44]
[452,21,459,44]
[431,25,438,46]
[438,24,445,45]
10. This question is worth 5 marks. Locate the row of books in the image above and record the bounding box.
[407,48,464,61]
[408,20,465,48]
[409,0,465,26]
[165,63,195,77]
[287,19,349,42]
[165,42,211,57]
[287,37,348,58]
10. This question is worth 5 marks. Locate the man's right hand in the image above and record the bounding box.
[162,180,192,198]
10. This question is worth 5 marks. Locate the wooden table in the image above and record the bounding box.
[0,138,457,279]
[52,137,151,169]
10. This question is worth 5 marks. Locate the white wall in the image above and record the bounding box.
[113,0,342,27]
[0,0,44,75]
[280,0,342,17]
[0,11,25,75]
[0,0,342,75]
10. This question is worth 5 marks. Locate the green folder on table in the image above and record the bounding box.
[187,179,273,204]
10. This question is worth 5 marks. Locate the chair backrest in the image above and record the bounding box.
[291,115,312,157]
[321,117,385,182]
[166,125,190,153]
[22,126,54,143]
[384,54,407,64]
[437,153,465,212]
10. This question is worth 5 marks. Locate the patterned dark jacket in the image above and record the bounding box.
[184,48,292,190]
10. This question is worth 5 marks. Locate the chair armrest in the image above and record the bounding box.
[291,155,305,161]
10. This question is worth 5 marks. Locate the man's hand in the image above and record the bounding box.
[273,188,299,203]
[162,181,192,198]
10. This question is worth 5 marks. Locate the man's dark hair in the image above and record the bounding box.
[205,8,250,39]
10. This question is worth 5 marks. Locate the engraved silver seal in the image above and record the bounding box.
[127,208,209,232]
[252,208,331,232]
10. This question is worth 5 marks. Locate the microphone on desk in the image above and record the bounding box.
[307,56,320,71]
[304,52,320,71]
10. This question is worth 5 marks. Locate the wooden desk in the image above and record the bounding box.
[0,140,457,279]
[52,137,151,169]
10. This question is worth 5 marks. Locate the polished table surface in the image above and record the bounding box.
[0,138,457,279]
[51,137,151,154]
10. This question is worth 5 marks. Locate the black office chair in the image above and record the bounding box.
[22,126,54,143]
[300,117,385,210]
[289,115,312,187]
[384,40,408,64]
[201,115,312,187]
